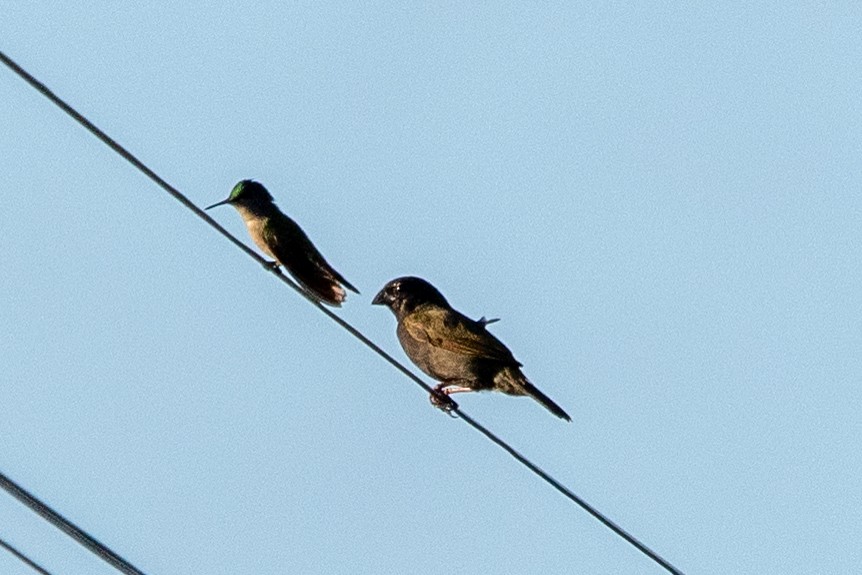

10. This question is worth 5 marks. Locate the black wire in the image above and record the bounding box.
[0,536,55,575]
[0,50,685,575]
[0,471,145,575]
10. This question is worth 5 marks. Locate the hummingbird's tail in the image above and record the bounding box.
[303,279,347,307]
[335,274,360,295]
[282,252,358,306]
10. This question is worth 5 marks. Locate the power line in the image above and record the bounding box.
[0,470,146,575]
[0,50,686,575]
[0,536,55,575]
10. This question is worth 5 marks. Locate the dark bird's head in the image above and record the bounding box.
[372,276,450,318]
[205,180,275,211]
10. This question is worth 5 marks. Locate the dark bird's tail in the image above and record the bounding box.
[497,368,571,422]
[522,380,572,421]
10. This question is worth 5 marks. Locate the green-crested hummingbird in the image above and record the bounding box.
[207,180,359,306]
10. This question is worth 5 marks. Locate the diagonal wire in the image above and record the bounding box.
[0,536,55,575]
[0,471,145,575]
[0,50,685,575]
[0,472,144,575]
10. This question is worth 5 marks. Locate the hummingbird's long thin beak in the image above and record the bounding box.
[205,198,232,210]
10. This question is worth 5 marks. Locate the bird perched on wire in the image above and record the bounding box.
[372,276,571,421]
[206,180,359,306]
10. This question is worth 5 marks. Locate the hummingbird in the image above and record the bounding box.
[372,276,571,421]
[206,180,359,306]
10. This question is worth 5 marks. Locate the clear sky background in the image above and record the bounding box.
[1,3,859,574]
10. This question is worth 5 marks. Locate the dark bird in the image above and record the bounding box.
[206,180,359,306]
[372,276,571,421]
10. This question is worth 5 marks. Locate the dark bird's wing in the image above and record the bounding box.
[402,306,521,366]
[264,216,359,306]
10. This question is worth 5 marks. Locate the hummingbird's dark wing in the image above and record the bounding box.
[263,215,359,306]
[402,306,522,366]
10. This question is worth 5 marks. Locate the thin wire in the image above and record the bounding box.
[0,50,439,400]
[0,50,685,575]
[0,536,55,575]
[0,471,145,575]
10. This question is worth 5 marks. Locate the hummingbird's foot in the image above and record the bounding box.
[262,260,281,273]
[429,384,459,415]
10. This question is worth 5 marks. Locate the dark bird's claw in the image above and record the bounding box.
[477,316,500,326]
[429,391,459,415]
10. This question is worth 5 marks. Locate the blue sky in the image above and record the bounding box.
[1,3,860,574]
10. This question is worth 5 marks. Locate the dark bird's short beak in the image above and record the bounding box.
[371,289,387,306]
[205,198,232,210]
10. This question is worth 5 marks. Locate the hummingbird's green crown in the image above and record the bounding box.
[228,180,275,204]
